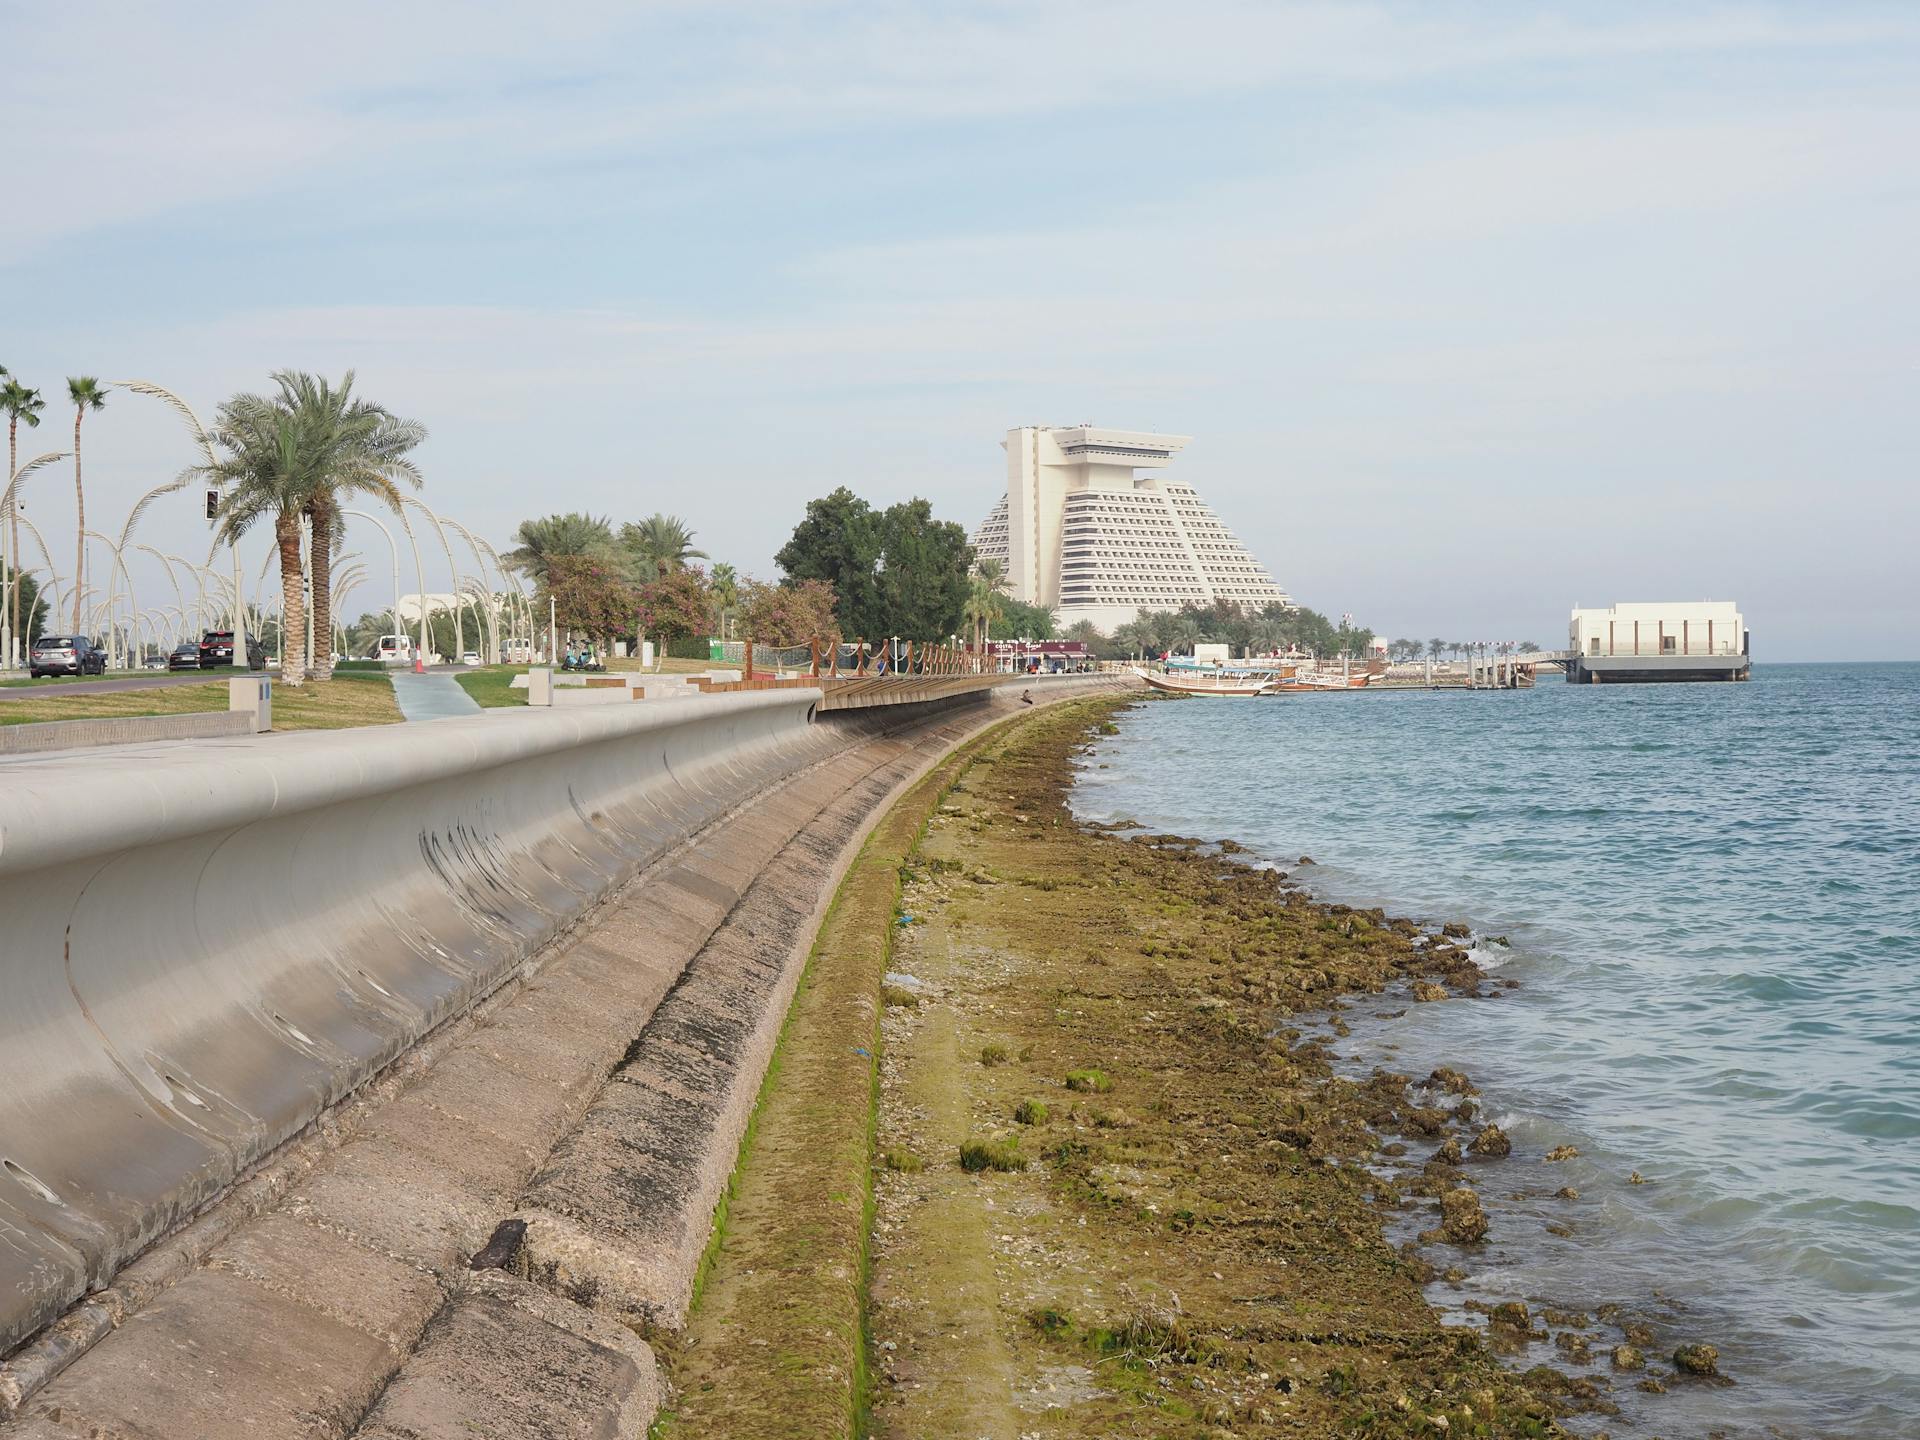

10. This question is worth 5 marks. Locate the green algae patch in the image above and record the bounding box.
[659,709,1041,1440]
[957,1136,1027,1173]
[865,697,1573,1438]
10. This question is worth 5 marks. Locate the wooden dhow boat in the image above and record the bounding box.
[1135,667,1271,698]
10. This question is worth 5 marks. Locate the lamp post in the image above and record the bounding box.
[2,449,68,668]
[399,497,463,665]
[111,381,246,683]
[390,505,431,672]
[343,508,407,670]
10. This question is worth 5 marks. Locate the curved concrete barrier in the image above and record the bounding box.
[0,690,842,1354]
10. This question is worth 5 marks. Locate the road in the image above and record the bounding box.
[0,672,254,703]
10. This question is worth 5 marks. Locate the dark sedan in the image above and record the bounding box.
[167,640,203,672]
[198,630,267,670]
[28,636,108,677]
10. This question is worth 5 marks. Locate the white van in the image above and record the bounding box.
[367,635,415,664]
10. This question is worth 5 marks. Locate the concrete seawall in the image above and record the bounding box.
[0,687,905,1353]
[0,674,1135,1435]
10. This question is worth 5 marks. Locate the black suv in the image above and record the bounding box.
[198,630,267,670]
[28,636,108,677]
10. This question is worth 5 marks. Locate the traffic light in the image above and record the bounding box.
[206,489,219,520]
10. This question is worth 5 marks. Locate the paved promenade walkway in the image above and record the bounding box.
[389,669,482,721]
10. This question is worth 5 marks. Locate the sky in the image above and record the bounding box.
[2,1,1915,659]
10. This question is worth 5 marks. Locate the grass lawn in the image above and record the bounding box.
[0,673,402,731]
[452,665,528,708]
[607,655,732,674]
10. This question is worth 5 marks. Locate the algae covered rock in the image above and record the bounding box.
[1611,1344,1645,1371]
[1439,1186,1489,1243]
[1490,1301,1531,1330]
[1673,1342,1721,1376]
[1544,1144,1579,1162]
[1468,1124,1512,1158]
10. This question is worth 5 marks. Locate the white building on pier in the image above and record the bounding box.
[1567,601,1750,682]
[971,425,1287,635]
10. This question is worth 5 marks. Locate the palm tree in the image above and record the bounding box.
[3,377,46,660]
[1163,612,1202,656]
[621,513,706,575]
[708,561,739,637]
[504,512,616,587]
[268,371,425,680]
[968,557,1010,650]
[65,378,108,631]
[188,391,315,682]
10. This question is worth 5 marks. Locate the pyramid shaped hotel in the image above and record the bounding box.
[970,426,1290,635]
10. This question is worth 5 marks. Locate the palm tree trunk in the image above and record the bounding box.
[309,500,334,681]
[7,419,17,663]
[70,411,84,631]
[277,512,308,686]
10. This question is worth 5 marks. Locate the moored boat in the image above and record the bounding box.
[1135,668,1271,698]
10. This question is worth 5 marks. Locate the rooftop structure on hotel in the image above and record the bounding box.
[971,426,1288,634]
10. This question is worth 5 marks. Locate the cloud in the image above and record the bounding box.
[8,3,1917,262]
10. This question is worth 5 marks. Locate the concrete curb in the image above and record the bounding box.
[0,709,254,755]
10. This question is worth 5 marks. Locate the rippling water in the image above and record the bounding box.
[1072,664,1920,1438]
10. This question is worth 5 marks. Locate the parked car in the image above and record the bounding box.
[141,654,168,670]
[198,630,267,670]
[460,651,482,667]
[167,640,202,672]
[28,635,108,677]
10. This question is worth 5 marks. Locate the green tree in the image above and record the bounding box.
[988,597,1055,641]
[1061,618,1110,658]
[2,376,47,661]
[64,378,108,630]
[270,371,424,681]
[0,561,47,643]
[505,512,618,587]
[544,551,639,652]
[877,497,972,640]
[774,487,885,640]
[620,514,706,577]
[635,564,710,655]
[740,576,839,648]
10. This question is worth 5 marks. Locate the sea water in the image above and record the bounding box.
[1072,663,1920,1438]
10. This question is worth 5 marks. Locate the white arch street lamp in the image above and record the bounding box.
[399,496,464,664]
[343,508,412,672]
[2,449,69,669]
[110,380,248,687]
